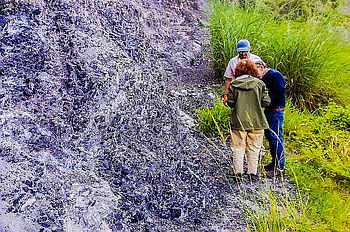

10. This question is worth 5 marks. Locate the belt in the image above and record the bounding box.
[265,107,284,112]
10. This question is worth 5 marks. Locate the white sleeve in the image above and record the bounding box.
[250,54,263,64]
[224,57,238,79]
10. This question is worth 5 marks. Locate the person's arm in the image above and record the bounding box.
[223,78,232,106]
[223,58,236,106]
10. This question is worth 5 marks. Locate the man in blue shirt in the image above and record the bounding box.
[256,61,286,178]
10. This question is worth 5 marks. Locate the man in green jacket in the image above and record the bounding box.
[227,60,270,182]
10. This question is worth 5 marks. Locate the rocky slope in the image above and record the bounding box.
[0,0,294,231]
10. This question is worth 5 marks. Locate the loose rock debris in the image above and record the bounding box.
[0,0,296,231]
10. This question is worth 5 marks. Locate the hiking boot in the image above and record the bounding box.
[264,163,275,172]
[248,174,259,182]
[265,169,284,179]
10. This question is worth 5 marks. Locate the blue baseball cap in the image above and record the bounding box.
[236,39,250,52]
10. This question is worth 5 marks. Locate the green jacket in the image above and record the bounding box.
[227,75,271,131]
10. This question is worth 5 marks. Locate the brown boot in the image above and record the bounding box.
[264,163,275,172]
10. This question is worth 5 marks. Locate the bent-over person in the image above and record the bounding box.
[256,61,286,178]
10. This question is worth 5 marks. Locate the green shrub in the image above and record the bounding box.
[315,102,350,131]
[207,0,348,110]
[285,103,350,180]
[283,104,350,229]
[195,98,231,139]
[261,0,340,21]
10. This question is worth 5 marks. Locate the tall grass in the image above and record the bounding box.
[284,104,350,230]
[261,0,340,21]
[208,2,269,80]
[284,103,350,181]
[245,179,310,232]
[207,0,349,110]
[260,19,343,110]
[196,100,350,230]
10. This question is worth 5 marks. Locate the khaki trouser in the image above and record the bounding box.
[230,130,264,175]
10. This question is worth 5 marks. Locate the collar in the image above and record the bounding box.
[262,68,271,78]
[235,74,251,80]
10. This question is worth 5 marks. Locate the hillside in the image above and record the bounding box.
[0,0,292,231]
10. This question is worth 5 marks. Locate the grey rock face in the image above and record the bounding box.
[0,0,295,231]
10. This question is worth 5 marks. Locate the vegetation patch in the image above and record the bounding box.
[202,0,350,230]
[196,98,230,139]
[207,0,349,110]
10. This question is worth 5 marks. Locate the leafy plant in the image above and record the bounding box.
[284,103,350,181]
[195,98,231,140]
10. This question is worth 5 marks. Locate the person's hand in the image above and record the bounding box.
[223,94,228,106]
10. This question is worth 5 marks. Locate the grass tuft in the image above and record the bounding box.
[195,98,231,139]
[207,0,349,110]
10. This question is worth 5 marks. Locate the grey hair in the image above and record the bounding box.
[255,61,267,68]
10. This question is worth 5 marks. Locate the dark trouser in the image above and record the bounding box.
[264,111,285,170]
